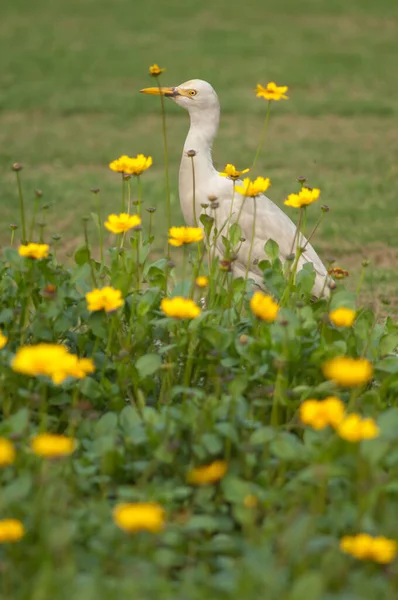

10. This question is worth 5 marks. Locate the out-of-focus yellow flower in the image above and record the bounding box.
[0,519,25,543]
[186,460,228,486]
[322,356,373,387]
[337,413,379,442]
[328,267,350,280]
[236,176,271,197]
[109,154,152,176]
[329,307,356,328]
[340,534,397,563]
[256,82,289,101]
[0,438,16,467]
[86,287,124,313]
[113,502,165,534]
[0,332,8,350]
[300,396,345,430]
[219,164,250,181]
[149,64,166,77]
[195,276,209,288]
[161,297,201,319]
[168,226,203,247]
[104,213,141,234]
[243,494,258,508]
[11,344,95,385]
[284,187,320,208]
[250,291,279,323]
[31,433,76,458]
[18,243,49,260]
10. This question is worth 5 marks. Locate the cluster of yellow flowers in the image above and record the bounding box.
[340,534,397,564]
[236,176,271,198]
[284,187,320,209]
[18,243,49,260]
[104,213,141,234]
[109,154,152,176]
[250,292,279,323]
[161,297,201,319]
[337,414,379,442]
[168,226,203,247]
[329,307,356,328]
[322,356,373,387]
[11,343,95,385]
[86,286,124,313]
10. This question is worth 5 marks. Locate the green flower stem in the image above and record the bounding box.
[226,180,236,235]
[10,228,15,246]
[83,219,97,287]
[28,194,41,242]
[121,175,126,212]
[126,179,132,215]
[156,78,172,257]
[244,196,257,284]
[301,210,325,252]
[136,175,142,217]
[356,262,369,296]
[15,170,27,243]
[96,192,104,265]
[252,100,271,174]
[190,155,198,227]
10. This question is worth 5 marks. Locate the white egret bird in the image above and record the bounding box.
[141,79,329,296]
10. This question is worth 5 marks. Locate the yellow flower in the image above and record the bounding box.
[256,82,289,101]
[0,332,8,350]
[0,438,16,467]
[250,291,279,323]
[168,226,204,247]
[149,64,166,77]
[337,413,379,442]
[219,164,250,181]
[109,154,152,176]
[235,176,271,197]
[86,287,124,313]
[18,243,49,260]
[284,187,320,208]
[31,433,76,458]
[195,276,209,288]
[11,344,95,385]
[104,213,141,234]
[113,502,165,534]
[329,307,356,328]
[322,356,373,387]
[340,534,397,564]
[328,267,349,280]
[186,460,228,486]
[300,397,345,430]
[161,297,201,319]
[0,519,25,543]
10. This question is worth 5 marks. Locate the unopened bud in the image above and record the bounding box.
[208,195,218,203]
[146,207,156,213]
[321,205,329,212]
[35,189,43,198]
[201,203,209,209]
[52,234,61,241]
[239,334,249,345]
[9,224,18,230]
[187,149,196,158]
[123,173,132,180]
[328,280,337,290]
[167,260,175,269]
[12,163,22,172]
[296,176,306,184]
[210,202,219,209]
[286,253,295,261]
[362,259,370,267]
[90,187,100,194]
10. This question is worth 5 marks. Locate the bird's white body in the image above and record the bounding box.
[143,79,329,296]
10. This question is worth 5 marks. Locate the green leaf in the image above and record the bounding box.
[375,356,398,373]
[200,214,214,238]
[264,238,279,261]
[2,474,32,506]
[288,572,324,600]
[250,426,275,445]
[229,222,242,247]
[136,353,162,378]
[90,211,100,232]
[74,245,91,266]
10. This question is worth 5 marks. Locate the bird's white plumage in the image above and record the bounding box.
[171,79,329,296]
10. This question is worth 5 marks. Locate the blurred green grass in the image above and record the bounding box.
[1,0,398,300]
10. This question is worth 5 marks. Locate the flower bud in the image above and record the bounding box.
[321,205,329,212]
[296,176,306,184]
[35,189,43,198]
[12,163,22,171]
[146,207,156,213]
[90,187,100,194]
[187,149,196,158]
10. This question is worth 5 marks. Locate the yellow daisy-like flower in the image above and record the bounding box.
[300,397,345,431]
[195,275,209,288]
[160,297,201,319]
[235,176,271,198]
[336,414,379,442]
[340,534,397,564]
[104,213,141,234]
[322,356,373,387]
[149,64,166,77]
[250,291,279,323]
[86,287,124,313]
[0,438,16,467]
[11,344,95,385]
[0,519,25,543]
[329,307,356,328]
[168,226,204,247]
[113,502,165,534]
[256,82,289,101]
[284,187,320,208]
[18,243,49,260]
[328,267,349,280]
[186,460,228,486]
[109,154,152,176]
[0,332,8,350]
[219,164,250,181]
[31,433,76,458]
[109,155,132,173]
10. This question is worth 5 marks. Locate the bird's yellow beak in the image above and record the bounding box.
[140,87,180,97]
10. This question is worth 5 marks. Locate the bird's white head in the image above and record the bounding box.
[141,79,219,117]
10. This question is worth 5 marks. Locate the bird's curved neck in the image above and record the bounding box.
[183,107,220,169]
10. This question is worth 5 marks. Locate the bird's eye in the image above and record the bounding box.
[188,89,197,97]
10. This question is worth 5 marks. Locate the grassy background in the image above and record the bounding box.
[1,0,398,302]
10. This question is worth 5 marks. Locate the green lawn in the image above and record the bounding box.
[1,0,398,302]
